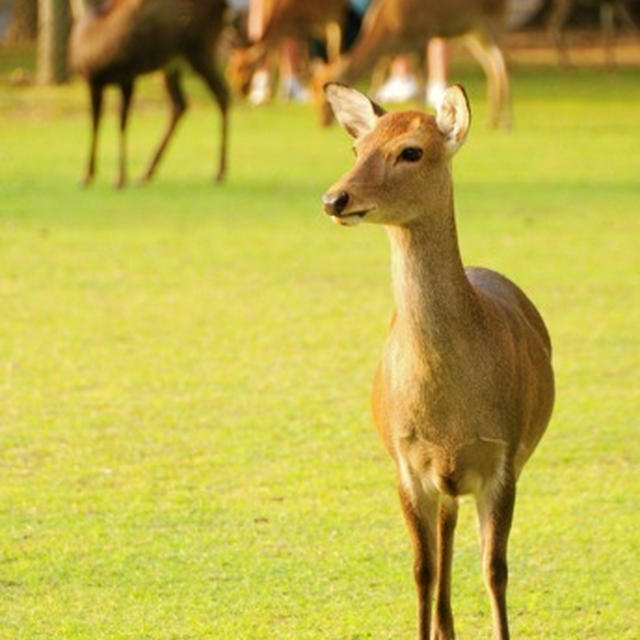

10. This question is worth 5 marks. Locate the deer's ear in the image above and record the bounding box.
[324,83,385,139]
[436,84,471,154]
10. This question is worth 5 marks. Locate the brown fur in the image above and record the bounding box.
[69,0,229,187]
[323,84,554,640]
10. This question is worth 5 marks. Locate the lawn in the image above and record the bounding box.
[0,54,639,639]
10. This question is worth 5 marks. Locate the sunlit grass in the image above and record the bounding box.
[1,58,639,639]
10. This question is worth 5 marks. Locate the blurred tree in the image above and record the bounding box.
[37,0,71,84]
[3,0,37,44]
[68,0,87,20]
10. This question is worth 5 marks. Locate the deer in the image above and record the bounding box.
[314,0,511,129]
[228,0,348,100]
[322,82,554,640]
[69,0,229,188]
[547,0,638,67]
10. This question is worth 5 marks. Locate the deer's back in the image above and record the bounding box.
[258,0,348,42]
[368,0,506,43]
[70,0,225,80]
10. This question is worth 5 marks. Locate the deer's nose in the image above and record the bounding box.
[322,191,349,216]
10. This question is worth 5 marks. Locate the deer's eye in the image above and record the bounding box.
[398,147,423,163]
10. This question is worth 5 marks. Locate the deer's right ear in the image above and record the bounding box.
[324,83,385,139]
[436,84,471,155]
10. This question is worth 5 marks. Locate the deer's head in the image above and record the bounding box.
[322,83,470,227]
[228,45,265,97]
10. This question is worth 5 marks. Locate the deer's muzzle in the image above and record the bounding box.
[322,190,349,216]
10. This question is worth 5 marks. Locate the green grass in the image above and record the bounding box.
[1,57,639,639]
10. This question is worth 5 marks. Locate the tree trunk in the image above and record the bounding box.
[37,0,71,84]
[4,0,38,44]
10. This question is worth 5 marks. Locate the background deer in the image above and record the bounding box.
[315,0,511,128]
[322,83,554,640]
[229,0,348,99]
[69,0,229,187]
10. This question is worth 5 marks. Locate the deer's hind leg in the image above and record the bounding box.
[139,67,187,184]
[548,0,574,66]
[600,1,617,67]
[476,472,516,640]
[187,50,230,182]
[464,32,510,129]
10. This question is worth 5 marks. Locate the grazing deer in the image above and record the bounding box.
[322,83,554,640]
[229,0,347,99]
[314,0,511,128]
[69,0,229,187]
[548,0,637,67]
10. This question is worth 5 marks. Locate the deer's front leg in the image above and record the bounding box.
[476,473,516,640]
[116,80,133,189]
[398,475,439,640]
[432,496,458,640]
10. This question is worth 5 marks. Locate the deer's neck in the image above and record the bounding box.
[386,186,475,353]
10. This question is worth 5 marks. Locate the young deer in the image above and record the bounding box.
[314,0,511,128]
[69,0,229,187]
[322,83,554,640]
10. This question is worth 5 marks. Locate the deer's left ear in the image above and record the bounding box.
[324,83,386,139]
[436,84,471,155]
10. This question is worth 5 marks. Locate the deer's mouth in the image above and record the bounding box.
[331,209,373,226]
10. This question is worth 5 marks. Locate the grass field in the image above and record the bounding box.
[1,53,639,639]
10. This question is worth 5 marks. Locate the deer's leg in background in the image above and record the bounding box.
[600,1,616,67]
[189,54,230,182]
[433,497,458,640]
[82,81,103,187]
[140,68,187,184]
[116,80,133,189]
[463,34,499,127]
[464,32,510,129]
[476,474,516,640]
[368,55,391,100]
[487,41,510,128]
[325,20,342,64]
[426,38,448,109]
[547,0,573,67]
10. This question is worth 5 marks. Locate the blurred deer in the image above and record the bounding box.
[548,0,637,66]
[322,83,554,640]
[69,0,229,187]
[229,0,348,99]
[315,0,511,128]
